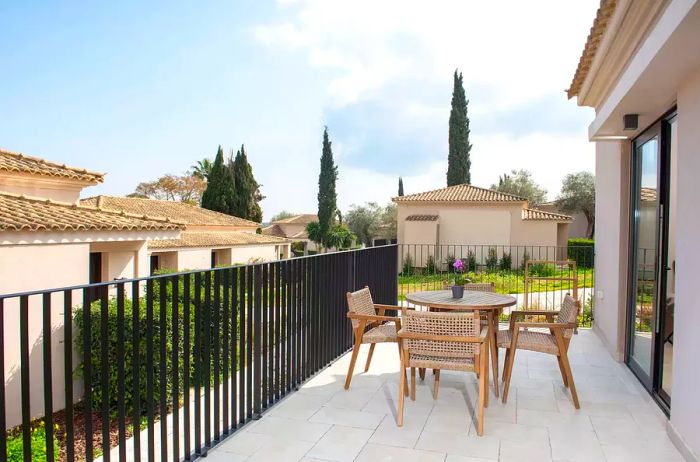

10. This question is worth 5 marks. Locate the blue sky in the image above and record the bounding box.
[0,1,598,219]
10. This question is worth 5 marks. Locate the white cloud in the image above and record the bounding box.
[252,0,600,219]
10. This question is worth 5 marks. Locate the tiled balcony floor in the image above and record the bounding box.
[208,329,683,462]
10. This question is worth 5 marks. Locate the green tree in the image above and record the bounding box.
[326,224,355,249]
[191,158,213,180]
[306,221,323,250]
[556,172,596,238]
[447,69,472,186]
[201,146,236,214]
[230,145,264,223]
[398,177,404,196]
[317,127,338,244]
[345,202,382,247]
[490,169,547,206]
[380,203,397,241]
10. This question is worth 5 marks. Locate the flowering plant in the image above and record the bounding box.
[452,258,467,286]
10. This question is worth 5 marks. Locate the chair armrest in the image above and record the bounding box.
[510,310,560,317]
[513,321,577,330]
[398,329,487,344]
[347,313,398,323]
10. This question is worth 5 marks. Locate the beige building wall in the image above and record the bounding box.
[440,207,511,245]
[0,243,89,427]
[0,174,86,203]
[231,244,285,264]
[176,248,212,270]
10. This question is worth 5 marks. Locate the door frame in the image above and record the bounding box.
[625,107,676,412]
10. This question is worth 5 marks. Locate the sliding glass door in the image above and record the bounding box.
[627,112,676,409]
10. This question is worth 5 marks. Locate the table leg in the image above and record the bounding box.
[488,311,499,398]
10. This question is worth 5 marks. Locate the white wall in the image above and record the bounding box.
[593,141,627,360]
[176,248,212,271]
[231,244,280,264]
[440,208,511,245]
[0,243,89,427]
[669,66,700,459]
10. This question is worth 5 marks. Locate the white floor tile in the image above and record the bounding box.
[306,425,374,462]
[309,406,385,429]
[416,431,500,460]
[355,443,446,462]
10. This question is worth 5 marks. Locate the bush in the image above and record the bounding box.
[401,254,414,275]
[485,247,498,273]
[499,251,512,271]
[568,238,594,268]
[445,254,456,271]
[425,255,437,274]
[75,278,237,418]
[465,251,477,272]
[7,421,59,462]
[520,249,531,271]
[291,241,305,256]
[528,262,556,277]
[580,294,593,327]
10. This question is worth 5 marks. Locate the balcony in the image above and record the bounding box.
[0,244,683,461]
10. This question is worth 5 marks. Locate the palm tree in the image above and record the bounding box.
[306,221,323,251]
[191,158,213,180]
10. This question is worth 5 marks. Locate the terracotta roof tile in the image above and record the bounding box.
[640,187,657,202]
[522,208,572,221]
[262,224,286,237]
[0,148,104,184]
[270,214,318,225]
[80,196,260,227]
[0,192,183,232]
[148,231,289,250]
[567,0,618,99]
[405,214,439,222]
[393,184,525,203]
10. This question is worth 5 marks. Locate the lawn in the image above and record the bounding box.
[398,268,595,301]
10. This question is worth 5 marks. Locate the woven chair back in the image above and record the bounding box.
[346,287,376,328]
[402,310,479,357]
[557,294,580,339]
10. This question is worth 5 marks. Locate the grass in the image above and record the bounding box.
[398,268,595,301]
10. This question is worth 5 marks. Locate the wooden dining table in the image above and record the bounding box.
[404,289,517,398]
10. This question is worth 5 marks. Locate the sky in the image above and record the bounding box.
[0,0,598,220]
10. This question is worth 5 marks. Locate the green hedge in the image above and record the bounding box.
[75,274,238,417]
[7,421,59,462]
[568,238,594,268]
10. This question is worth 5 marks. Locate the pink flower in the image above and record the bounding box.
[453,259,464,271]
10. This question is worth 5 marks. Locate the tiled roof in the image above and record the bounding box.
[262,224,286,237]
[80,196,260,227]
[271,214,318,225]
[0,148,104,184]
[148,231,289,250]
[393,184,525,203]
[291,229,309,239]
[405,214,439,222]
[567,0,618,99]
[0,192,183,232]
[522,208,572,221]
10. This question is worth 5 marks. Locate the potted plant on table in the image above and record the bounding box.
[450,258,469,298]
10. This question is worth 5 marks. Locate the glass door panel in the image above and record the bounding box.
[629,135,659,381]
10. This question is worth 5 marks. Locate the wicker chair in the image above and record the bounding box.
[397,310,489,436]
[498,294,581,408]
[345,287,406,392]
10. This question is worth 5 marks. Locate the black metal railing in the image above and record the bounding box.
[398,244,595,324]
[0,245,398,462]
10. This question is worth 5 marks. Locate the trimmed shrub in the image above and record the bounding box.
[568,238,594,268]
[528,262,556,277]
[401,254,414,275]
[425,255,437,275]
[520,249,531,271]
[485,247,498,273]
[465,251,477,272]
[499,251,512,271]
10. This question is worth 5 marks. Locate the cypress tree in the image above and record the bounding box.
[447,69,472,186]
[201,145,236,214]
[398,177,404,196]
[317,127,338,244]
[231,145,264,223]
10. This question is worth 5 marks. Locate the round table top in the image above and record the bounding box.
[405,290,517,310]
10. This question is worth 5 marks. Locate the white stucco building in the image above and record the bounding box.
[568,0,700,458]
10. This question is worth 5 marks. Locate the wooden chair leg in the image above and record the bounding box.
[419,368,426,381]
[475,353,480,378]
[502,345,516,404]
[484,339,489,408]
[397,350,406,426]
[502,348,510,382]
[434,370,441,400]
[556,355,569,388]
[397,341,409,396]
[410,367,416,401]
[365,343,376,372]
[477,344,487,436]
[555,338,580,409]
[344,329,363,390]
[488,312,500,398]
